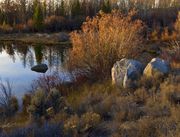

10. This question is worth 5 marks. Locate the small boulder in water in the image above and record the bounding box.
[31,64,48,73]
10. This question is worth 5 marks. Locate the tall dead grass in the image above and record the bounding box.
[175,11,180,37]
[68,10,144,80]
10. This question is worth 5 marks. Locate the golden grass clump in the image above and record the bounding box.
[160,75,180,105]
[68,10,144,80]
[161,41,180,69]
[175,11,180,37]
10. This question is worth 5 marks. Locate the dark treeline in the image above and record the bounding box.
[0,0,180,33]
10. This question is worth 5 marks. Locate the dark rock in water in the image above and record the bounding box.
[31,64,48,73]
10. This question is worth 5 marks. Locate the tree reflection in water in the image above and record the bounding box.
[34,45,43,64]
[0,43,69,72]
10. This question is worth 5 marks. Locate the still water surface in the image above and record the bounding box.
[0,43,70,98]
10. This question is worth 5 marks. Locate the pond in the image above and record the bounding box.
[0,43,71,99]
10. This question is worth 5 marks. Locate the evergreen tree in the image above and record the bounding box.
[101,0,111,13]
[18,0,27,23]
[33,0,44,31]
[59,0,65,16]
[42,0,47,19]
[71,0,82,17]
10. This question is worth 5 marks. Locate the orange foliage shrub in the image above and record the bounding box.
[0,23,13,33]
[68,10,144,80]
[14,24,27,32]
[162,41,180,68]
[158,11,180,41]
[27,19,35,31]
[161,27,177,41]
[150,29,159,41]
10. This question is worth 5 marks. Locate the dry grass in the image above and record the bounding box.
[64,74,179,137]
[160,75,180,105]
[161,41,180,69]
[0,73,179,137]
[175,11,180,38]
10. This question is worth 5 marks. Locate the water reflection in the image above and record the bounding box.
[0,43,68,70]
[34,45,43,64]
[0,43,69,98]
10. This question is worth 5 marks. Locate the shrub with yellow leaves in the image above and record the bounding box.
[68,10,144,80]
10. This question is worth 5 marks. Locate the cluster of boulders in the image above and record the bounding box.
[112,58,171,88]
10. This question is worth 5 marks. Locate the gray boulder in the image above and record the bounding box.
[31,64,48,73]
[112,58,144,88]
[171,92,180,104]
[58,33,69,42]
[143,58,170,78]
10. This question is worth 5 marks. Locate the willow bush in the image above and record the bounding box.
[68,10,144,80]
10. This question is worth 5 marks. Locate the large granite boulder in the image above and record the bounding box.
[112,58,144,88]
[31,64,48,73]
[143,58,170,78]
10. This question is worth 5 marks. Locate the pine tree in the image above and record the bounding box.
[60,0,65,16]
[18,0,27,23]
[102,0,111,13]
[42,0,47,19]
[33,0,44,31]
[71,0,82,17]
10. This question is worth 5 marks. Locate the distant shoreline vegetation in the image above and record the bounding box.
[0,33,71,46]
[0,0,179,34]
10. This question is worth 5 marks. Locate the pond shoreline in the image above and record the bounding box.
[0,42,71,98]
[0,32,71,47]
